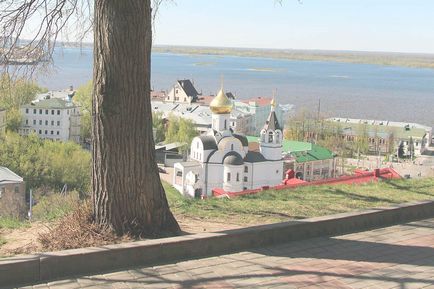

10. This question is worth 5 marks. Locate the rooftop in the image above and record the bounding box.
[246,136,333,162]
[22,98,78,109]
[241,97,273,107]
[329,118,429,139]
[0,167,23,184]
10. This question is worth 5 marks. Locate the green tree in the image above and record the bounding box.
[0,132,91,192]
[165,114,198,154]
[2,0,179,237]
[152,111,165,143]
[0,73,45,132]
[74,81,92,141]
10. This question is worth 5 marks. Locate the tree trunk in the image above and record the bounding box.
[92,0,180,237]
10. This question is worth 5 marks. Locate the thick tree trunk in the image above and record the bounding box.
[92,0,180,237]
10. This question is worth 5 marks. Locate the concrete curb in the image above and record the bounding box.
[1,200,434,287]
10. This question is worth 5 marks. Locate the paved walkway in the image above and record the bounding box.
[22,218,434,289]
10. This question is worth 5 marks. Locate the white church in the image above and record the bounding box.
[173,87,284,198]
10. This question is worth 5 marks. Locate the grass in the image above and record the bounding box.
[164,178,434,225]
[0,217,29,230]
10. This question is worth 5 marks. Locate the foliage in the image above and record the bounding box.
[0,73,45,132]
[284,111,373,158]
[0,217,29,230]
[152,111,165,143]
[164,114,198,153]
[74,81,92,141]
[32,191,81,221]
[0,132,91,192]
[164,178,434,225]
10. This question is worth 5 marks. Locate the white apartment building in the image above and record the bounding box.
[19,98,81,143]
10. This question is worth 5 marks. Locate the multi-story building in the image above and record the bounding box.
[0,167,26,219]
[329,118,432,157]
[234,97,293,135]
[151,100,252,134]
[19,98,81,143]
[0,108,6,136]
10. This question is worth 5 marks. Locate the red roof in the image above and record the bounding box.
[242,97,273,107]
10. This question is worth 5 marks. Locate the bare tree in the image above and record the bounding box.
[1,0,180,237]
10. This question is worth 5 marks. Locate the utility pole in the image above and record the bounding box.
[28,189,33,222]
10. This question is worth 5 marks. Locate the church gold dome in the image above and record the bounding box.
[210,89,233,114]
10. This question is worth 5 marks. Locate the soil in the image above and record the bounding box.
[0,216,244,258]
[0,222,49,257]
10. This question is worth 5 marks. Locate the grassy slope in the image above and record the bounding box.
[164,178,434,226]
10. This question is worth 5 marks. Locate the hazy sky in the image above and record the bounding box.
[153,0,434,53]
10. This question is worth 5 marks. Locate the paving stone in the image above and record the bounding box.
[16,218,434,289]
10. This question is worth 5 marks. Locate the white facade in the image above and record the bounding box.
[173,90,284,198]
[19,98,80,143]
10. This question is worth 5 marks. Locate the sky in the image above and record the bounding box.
[153,0,434,54]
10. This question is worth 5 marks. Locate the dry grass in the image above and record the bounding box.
[38,201,131,251]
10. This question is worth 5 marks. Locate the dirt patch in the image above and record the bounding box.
[0,215,246,258]
[0,222,48,257]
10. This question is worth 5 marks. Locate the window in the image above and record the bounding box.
[51,110,55,115]
[38,130,42,134]
[244,166,248,173]
[25,119,28,125]
[39,109,42,114]
[276,131,281,144]
[224,119,227,130]
[57,110,60,115]
[244,176,248,182]
[51,121,54,126]
[57,131,60,135]
[57,121,60,126]
[227,173,231,182]
[231,144,234,151]
[45,130,48,134]
[33,120,36,125]
[45,109,48,114]
[51,130,54,135]
[236,173,239,182]
[33,109,36,114]
[14,186,19,193]
[39,120,42,125]
[45,120,48,125]
[268,131,274,143]
[25,108,29,114]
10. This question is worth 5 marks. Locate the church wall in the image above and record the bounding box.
[204,163,224,196]
[223,164,244,192]
[249,161,284,188]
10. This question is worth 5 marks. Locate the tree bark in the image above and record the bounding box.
[92,0,180,237]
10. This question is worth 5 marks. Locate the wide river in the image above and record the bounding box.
[27,47,434,126]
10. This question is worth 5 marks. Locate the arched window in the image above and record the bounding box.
[276,131,281,144]
[236,173,239,182]
[231,144,234,151]
[268,131,274,143]
[224,119,227,130]
[261,132,266,142]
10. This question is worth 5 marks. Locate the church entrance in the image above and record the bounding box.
[194,188,203,198]
[296,172,304,180]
